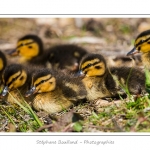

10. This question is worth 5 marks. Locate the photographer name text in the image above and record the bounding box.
[36,139,114,145]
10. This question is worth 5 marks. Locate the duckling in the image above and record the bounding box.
[0,50,7,90]
[25,68,87,114]
[48,44,88,72]
[8,34,88,72]
[0,50,6,73]
[0,50,7,73]
[127,29,150,69]
[126,30,150,92]
[0,64,33,104]
[107,55,136,68]
[79,53,146,101]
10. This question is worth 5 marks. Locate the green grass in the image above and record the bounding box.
[82,94,150,132]
[1,91,150,132]
[0,91,44,132]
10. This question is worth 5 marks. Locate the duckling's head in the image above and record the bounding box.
[127,29,150,56]
[10,34,43,60]
[0,50,7,72]
[1,64,27,96]
[25,69,56,97]
[79,53,106,77]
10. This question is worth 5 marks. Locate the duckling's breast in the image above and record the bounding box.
[32,92,74,114]
[6,90,23,104]
[3,86,34,104]
[82,77,112,101]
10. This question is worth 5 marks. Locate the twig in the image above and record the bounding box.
[35,124,53,132]
[61,123,74,132]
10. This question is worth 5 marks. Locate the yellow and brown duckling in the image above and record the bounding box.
[79,53,146,101]
[8,34,88,72]
[48,44,88,72]
[25,68,87,114]
[0,64,33,104]
[0,50,7,92]
[108,55,142,68]
[0,50,7,79]
[127,29,150,69]
[8,35,46,66]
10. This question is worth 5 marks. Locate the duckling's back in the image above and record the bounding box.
[57,74,87,101]
[47,44,88,71]
[109,66,146,95]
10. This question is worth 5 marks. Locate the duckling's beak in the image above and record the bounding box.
[127,47,139,56]
[25,86,37,97]
[7,49,18,56]
[1,86,9,97]
[76,70,85,77]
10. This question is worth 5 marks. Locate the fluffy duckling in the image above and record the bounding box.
[79,53,146,101]
[108,55,142,68]
[0,64,33,104]
[0,50,7,91]
[0,50,7,78]
[25,68,87,114]
[48,44,88,72]
[127,29,150,69]
[8,34,88,72]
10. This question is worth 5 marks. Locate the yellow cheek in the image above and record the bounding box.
[85,66,105,77]
[9,82,17,89]
[89,70,104,76]
[0,58,4,71]
[9,72,27,89]
[140,44,150,53]
[18,44,39,59]
[11,80,25,89]
[40,83,51,92]
[38,82,56,93]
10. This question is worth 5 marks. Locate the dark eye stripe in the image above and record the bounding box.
[7,71,22,87]
[136,37,150,47]
[82,61,100,71]
[35,76,52,87]
[17,41,35,49]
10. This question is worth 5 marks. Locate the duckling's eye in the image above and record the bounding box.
[20,43,24,47]
[20,76,24,80]
[140,39,144,44]
[35,80,46,87]
[12,78,16,81]
[95,66,101,69]
[28,46,32,49]
[7,77,17,87]
[40,80,45,84]
[87,63,92,67]
[12,76,18,82]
